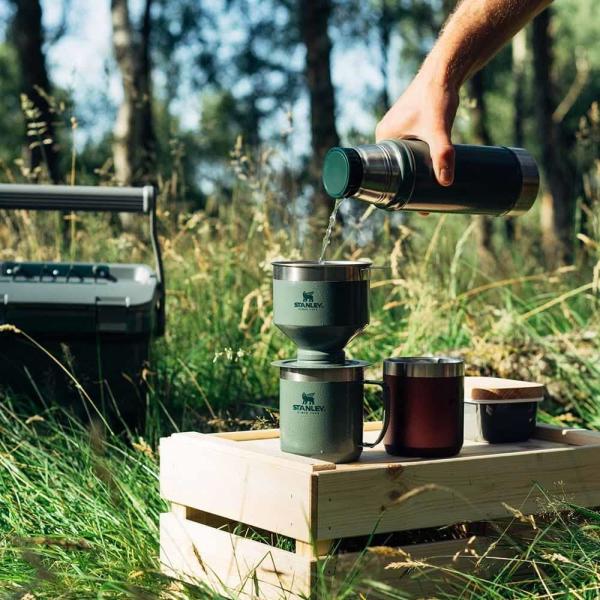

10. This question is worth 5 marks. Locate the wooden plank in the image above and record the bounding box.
[213,422,596,447]
[364,420,382,432]
[315,444,600,540]
[229,438,336,471]
[170,502,189,519]
[296,539,332,559]
[351,434,566,468]
[160,512,312,600]
[214,429,281,441]
[160,515,520,600]
[160,433,315,541]
[322,535,522,598]
[180,431,336,472]
[214,423,382,442]
[535,423,600,446]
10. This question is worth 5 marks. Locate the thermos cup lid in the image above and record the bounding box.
[272,260,371,281]
[384,356,464,378]
[464,376,544,403]
[322,147,364,198]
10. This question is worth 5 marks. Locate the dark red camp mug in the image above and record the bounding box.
[383,357,464,458]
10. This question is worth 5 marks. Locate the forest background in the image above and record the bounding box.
[0,0,597,262]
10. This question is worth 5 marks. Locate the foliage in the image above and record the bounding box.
[0,42,24,168]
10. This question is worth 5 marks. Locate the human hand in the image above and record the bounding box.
[375,68,460,187]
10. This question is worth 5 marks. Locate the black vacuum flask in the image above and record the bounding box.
[322,139,539,216]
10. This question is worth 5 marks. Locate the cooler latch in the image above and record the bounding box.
[95,296,130,333]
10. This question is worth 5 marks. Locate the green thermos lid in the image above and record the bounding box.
[322,147,363,198]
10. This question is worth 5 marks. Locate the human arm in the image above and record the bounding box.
[375,0,552,186]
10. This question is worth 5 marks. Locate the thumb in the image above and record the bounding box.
[428,131,455,187]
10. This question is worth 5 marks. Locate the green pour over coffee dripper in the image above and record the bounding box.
[272,260,389,463]
[272,260,371,364]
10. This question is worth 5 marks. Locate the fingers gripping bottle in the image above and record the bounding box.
[322,139,539,216]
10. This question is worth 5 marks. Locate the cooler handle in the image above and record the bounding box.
[0,183,152,213]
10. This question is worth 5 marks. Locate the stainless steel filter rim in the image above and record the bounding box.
[272,260,372,282]
[274,359,370,382]
[384,356,464,378]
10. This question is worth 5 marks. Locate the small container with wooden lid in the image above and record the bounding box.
[464,377,545,443]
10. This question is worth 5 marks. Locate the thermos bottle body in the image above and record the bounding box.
[322,139,539,216]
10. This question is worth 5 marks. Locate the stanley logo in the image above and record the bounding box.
[294,290,323,310]
[293,392,325,413]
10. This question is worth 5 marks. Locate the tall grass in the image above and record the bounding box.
[0,139,599,598]
[0,399,221,599]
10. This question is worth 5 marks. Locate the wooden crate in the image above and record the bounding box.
[160,423,600,599]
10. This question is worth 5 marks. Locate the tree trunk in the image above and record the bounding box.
[299,0,339,219]
[111,0,157,187]
[241,24,261,148]
[512,30,526,149]
[138,0,157,180]
[532,8,575,266]
[376,1,392,117]
[468,71,492,147]
[9,0,60,183]
[506,28,528,242]
[468,70,495,263]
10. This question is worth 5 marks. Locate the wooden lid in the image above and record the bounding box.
[465,376,545,402]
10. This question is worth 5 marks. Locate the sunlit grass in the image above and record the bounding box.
[0,143,599,597]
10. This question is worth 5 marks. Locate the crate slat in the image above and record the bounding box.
[160,433,317,541]
[535,423,600,445]
[315,444,600,539]
[323,535,521,597]
[160,512,312,599]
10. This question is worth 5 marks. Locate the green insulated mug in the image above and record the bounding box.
[275,360,389,463]
[272,260,371,364]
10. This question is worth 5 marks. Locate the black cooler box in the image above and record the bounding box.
[0,184,165,428]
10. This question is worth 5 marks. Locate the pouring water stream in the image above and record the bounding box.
[318,198,344,262]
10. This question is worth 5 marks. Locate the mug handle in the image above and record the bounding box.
[361,380,390,448]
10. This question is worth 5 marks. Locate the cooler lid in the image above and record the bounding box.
[0,262,158,308]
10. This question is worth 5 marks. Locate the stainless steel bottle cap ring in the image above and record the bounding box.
[384,356,464,377]
[272,260,372,282]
